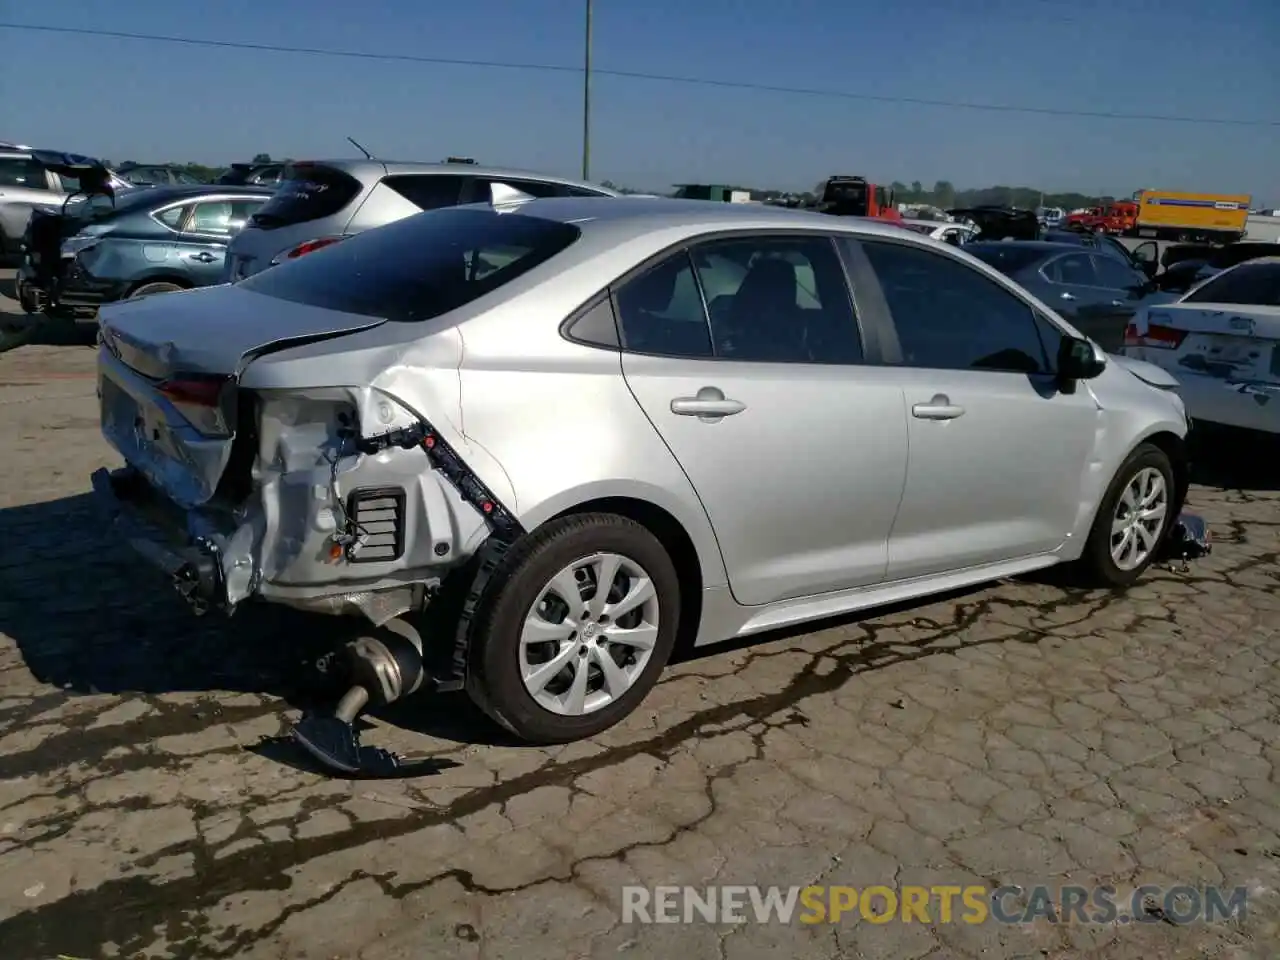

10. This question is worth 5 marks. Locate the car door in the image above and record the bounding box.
[1038,252,1120,340]
[176,197,265,285]
[856,238,1099,581]
[1086,254,1152,351]
[617,232,909,607]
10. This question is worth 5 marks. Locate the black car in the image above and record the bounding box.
[16,184,271,318]
[1041,228,1159,279]
[216,162,286,187]
[947,206,1042,242]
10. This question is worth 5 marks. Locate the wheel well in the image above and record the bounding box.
[125,275,192,297]
[551,497,704,655]
[1142,430,1190,512]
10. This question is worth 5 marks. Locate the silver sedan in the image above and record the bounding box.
[92,194,1193,755]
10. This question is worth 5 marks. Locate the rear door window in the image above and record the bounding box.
[250,163,363,229]
[238,207,581,322]
[691,235,863,363]
[1090,254,1144,291]
[613,253,715,358]
[381,174,466,211]
[1042,253,1099,286]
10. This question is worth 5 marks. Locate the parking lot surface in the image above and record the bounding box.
[1,330,1278,959]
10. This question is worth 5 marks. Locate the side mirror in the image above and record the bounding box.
[1057,335,1106,387]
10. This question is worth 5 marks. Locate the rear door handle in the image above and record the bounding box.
[1110,299,1126,306]
[1060,292,1076,301]
[912,393,965,421]
[670,386,746,421]
[188,252,217,263]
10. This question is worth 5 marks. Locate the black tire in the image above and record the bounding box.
[128,281,187,299]
[1075,443,1176,588]
[466,513,681,743]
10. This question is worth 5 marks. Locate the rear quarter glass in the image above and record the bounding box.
[249,164,362,229]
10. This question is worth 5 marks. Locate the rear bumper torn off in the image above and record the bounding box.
[91,466,235,613]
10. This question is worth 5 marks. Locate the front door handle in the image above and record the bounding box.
[912,393,965,421]
[188,251,217,263]
[1110,299,1126,306]
[1060,291,1076,301]
[670,386,746,421]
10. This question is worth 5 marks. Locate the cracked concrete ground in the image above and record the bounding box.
[1,342,1278,960]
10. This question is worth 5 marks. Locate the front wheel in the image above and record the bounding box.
[1075,443,1176,588]
[466,513,681,743]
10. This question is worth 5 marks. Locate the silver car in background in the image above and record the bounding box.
[93,196,1195,764]
[223,159,619,281]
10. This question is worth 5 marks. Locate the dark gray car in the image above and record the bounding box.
[965,241,1152,351]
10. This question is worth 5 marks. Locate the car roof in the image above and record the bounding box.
[289,158,617,191]
[490,195,925,239]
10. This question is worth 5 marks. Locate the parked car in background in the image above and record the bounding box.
[1155,241,1280,295]
[899,218,977,246]
[0,146,133,257]
[16,185,271,317]
[224,159,620,281]
[1121,258,1280,435]
[217,162,286,187]
[964,241,1153,351]
[1037,206,1065,228]
[116,163,209,187]
[93,197,1194,762]
[1041,228,1159,279]
[947,206,1041,241]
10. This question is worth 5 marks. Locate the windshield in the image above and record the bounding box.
[963,244,1046,275]
[1182,262,1280,307]
[238,207,582,322]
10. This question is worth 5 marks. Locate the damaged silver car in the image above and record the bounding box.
[93,192,1207,774]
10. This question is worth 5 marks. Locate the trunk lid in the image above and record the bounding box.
[1136,302,1280,387]
[98,283,387,380]
[97,284,387,506]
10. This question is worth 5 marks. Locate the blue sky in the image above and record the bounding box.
[2,0,1277,202]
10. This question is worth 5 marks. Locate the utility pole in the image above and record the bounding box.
[582,0,593,181]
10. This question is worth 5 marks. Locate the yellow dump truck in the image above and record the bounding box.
[1131,190,1252,243]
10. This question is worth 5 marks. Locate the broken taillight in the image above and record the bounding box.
[1123,323,1188,350]
[159,375,233,436]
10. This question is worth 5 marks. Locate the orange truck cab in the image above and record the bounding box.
[815,176,903,223]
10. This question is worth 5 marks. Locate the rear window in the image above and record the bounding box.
[249,163,361,230]
[237,207,581,322]
[1183,262,1280,306]
[963,244,1046,275]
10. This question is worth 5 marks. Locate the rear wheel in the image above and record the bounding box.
[128,281,187,299]
[1075,443,1175,588]
[466,513,680,743]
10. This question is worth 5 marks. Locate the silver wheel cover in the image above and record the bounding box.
[519,552,660,716]
[1110,466,1169,571]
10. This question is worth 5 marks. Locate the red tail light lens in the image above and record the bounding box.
[285,236,345,260]
[159,375,232,436]
[1123,323,1187,350]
